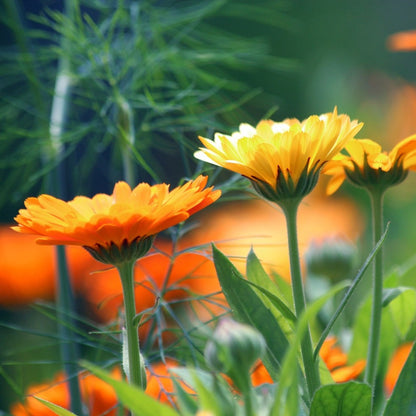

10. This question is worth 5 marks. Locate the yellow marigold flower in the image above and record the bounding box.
[13,175,221,264]
[195,108,362,203]
[324,135,416,194]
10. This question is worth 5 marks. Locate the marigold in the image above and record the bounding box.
[324,136,416,194]
[10,369,121,416]
[195,108,362,203]
[0,226,101,307]
[384,342,414,396]
[145,359,194,405]
[10,362,193,415]
[12,175,220,264]
[387,29,416,52]
[319,336,366,383]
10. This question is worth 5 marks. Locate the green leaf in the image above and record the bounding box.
[382,288,405,307]
[212,244,289,377]
[246,249,296,325]
[34,398,77,416]
[82,361,180,416]
[350,287,416,364]
[383,343,416,416]
[190,369,236,416]
[310,382,372,416]
[241,277,296,323]
[171,378,198,416]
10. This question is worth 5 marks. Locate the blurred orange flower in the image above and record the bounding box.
[11,361,193,415]
[250,337,366,388]
[10,369,121,416]
[10,373,69,416]
[250,360,273,386]
[387,30,416,52]
[145,359,194,405]
[319,336,366,383]
[0,226,100,307]
[13,176,220,264]
[384,342,414,396]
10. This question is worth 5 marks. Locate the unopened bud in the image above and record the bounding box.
[204,318,266,378]
[305,237,357,282]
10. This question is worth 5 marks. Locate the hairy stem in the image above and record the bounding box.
[282,199,320,400]
[364,188,385,392]
[117,260,146,394]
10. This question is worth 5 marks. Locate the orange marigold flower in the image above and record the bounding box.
[195,108,362,203]
[10,363,195,415]
[12,175,220,264]
[10,369,122,416]
[10,373,69,416]
[250,360,273,386]
[324,136,416,194]
[387,29,416,52]
[319,336,366,383]
[384,342,414,396]
[80,369,122,416]
[0,226,101,307]
[145,359,194,405]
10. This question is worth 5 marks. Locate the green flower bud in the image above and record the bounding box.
[305,237,357,282]
[204,318,266,383]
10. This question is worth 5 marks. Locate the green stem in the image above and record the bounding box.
[364,188,385,390]
[242,385,254,416]
[56,246,83,415]
[117,260,146,393]
[282,199,320,400]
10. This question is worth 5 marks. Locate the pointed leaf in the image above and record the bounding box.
[382,288,405,307]
[212,244,288,376]
[240,278,296,323]
[34,398,77,416]
[171,378,198,416]
[246,249,296,325]
[310,382,372,416]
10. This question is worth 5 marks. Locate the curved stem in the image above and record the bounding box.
[282,199,320,400]
[364,188,385,390]
[117,260,146,393]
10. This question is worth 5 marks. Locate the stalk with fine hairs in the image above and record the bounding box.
[364,188,385,391]
[118,260,146,395]
[281,198,320,400]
